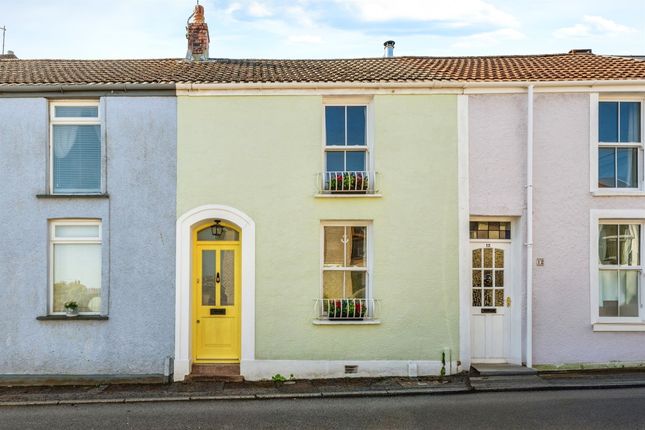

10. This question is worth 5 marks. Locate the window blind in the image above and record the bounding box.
[53,124,101,193]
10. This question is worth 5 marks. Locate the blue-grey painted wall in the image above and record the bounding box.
[0,96,176,375]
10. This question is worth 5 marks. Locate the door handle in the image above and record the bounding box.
[196,320,200,324]
[506,297,511,307]
[216,272,220,283]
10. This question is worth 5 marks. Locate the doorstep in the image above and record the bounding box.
[470,363,537,377]
[186,364,244,383]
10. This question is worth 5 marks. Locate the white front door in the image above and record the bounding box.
[470,242,511,362]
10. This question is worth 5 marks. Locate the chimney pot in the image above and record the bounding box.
[193,5,205,24]
[383,40,395,58]
[186,3,210,61]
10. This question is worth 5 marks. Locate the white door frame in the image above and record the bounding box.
[470,241,511,363]
[174,204,256,381]
[467,217,522,365]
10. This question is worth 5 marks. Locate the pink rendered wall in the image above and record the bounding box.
[469,94,526,217]
[468,93,645,365]
[532,92,645,365]
[469,94,527,363]
[470,91,645,366]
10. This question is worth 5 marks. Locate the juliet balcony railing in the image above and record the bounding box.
[318,171,377,194]
[314,298,379,321]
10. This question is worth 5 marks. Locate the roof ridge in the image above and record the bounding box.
[0,52,599,62]
[0,58,182,62]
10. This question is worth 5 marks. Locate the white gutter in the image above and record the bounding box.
[2,78,643,94]
[175,79,645,92]
[0,83,175,94]
[526,84,534,368]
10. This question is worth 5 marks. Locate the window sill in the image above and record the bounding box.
[591,190,645,197]
[592,322,645,332]
[314,194,382,199]
[37,193,109,199]
[37,315,109,321]
[312,319,381,325]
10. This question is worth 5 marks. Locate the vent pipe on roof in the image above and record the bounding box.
[0,50,16,59]
[568,49,592,55]
[186,2,210,61]
[384,40,395,58]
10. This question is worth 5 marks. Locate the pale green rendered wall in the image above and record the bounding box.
[177,94,459,361]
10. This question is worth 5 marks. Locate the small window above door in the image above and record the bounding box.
[470,221,511,240]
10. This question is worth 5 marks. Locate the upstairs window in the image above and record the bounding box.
[598,222,641,318]
[50,101,102,194]
[598,101,642,189]
[322,105,372,193]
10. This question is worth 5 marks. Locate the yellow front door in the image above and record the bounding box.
[193,240,241,363]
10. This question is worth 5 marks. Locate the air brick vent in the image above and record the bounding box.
[344,365,359,374]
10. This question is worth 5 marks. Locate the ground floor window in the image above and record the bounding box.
[319,222,372,320]
[50,220,102,314]
[598,222,641,318]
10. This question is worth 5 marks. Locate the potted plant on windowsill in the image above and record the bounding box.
[64,301,79,317]
[327,299,367,320]
[327,172,369,194]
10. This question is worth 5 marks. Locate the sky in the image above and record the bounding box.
[1,0,644,59]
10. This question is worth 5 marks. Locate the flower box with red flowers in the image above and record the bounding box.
[326,299,367,320]
[326,172,369,194]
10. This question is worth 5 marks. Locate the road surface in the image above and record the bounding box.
[2,387,645,429]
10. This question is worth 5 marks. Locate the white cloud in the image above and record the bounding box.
[553,15,636,38]
[225,2,243,15]
[338,0,519,28]
[285,6,316,28]
[452,28,525,49]
[4,0,192,59]
[248,1,272,18]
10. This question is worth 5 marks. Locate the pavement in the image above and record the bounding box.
[2,370,645,407]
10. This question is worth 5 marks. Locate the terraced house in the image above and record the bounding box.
[2,4,645,384]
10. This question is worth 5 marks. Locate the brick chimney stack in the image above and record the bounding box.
[186,3,210,61]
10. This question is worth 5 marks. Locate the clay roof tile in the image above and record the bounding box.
[2,53,645,87]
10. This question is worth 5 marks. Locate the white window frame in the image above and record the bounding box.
[590,94,645,195]
[320,221,373,301]
[49,219,102,315]
[590,210,645,331]
[49,100,103,195]
[322,97,375,185]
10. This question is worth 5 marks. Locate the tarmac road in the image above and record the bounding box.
[2,387,645,429]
